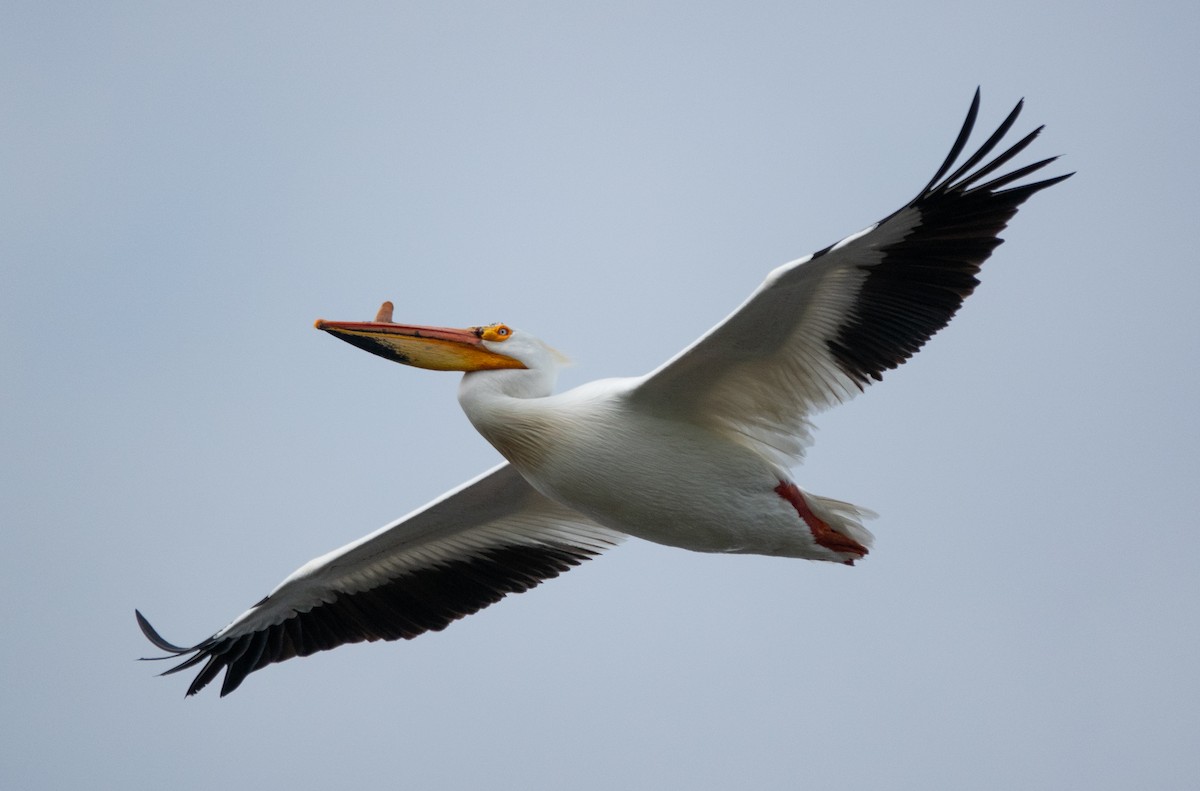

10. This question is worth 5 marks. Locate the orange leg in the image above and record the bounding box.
[774,481,868,565]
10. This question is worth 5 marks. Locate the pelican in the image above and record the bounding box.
[138,90,1070,696]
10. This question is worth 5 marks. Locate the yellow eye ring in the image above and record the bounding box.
[480,324,513,342]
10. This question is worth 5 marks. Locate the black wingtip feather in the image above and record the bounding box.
[829,91,1071,387]
[135,610,194,655]
[934,97,1026,192]
[918,87,981,196]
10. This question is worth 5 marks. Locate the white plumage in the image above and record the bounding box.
[138,90,1070,696]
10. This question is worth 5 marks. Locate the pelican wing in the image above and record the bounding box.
[632,90,1070,464]
[137,463,622,697]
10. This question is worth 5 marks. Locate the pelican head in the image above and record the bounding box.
[314,301,562,374]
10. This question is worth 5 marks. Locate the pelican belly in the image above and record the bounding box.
[476,386,834,558]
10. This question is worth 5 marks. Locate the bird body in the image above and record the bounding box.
[138,90,1071,696]
[461,369,869,561]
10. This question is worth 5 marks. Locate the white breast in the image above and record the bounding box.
[467,378,822,555]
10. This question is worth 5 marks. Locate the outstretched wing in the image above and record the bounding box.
[631,90,1071,465]
[137,463,622,697]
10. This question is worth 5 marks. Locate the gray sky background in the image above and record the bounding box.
[3,3,1198,789]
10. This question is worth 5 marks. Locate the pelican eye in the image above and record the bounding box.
[481,324,513,342]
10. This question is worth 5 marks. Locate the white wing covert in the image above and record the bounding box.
[632,90,1070,465]
[137,464,622,696]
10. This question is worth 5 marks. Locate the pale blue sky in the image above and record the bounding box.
[3,2,1198,789]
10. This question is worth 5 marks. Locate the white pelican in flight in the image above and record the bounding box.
[138,90,1070,696]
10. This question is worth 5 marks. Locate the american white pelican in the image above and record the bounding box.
[138,90,1070,696]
